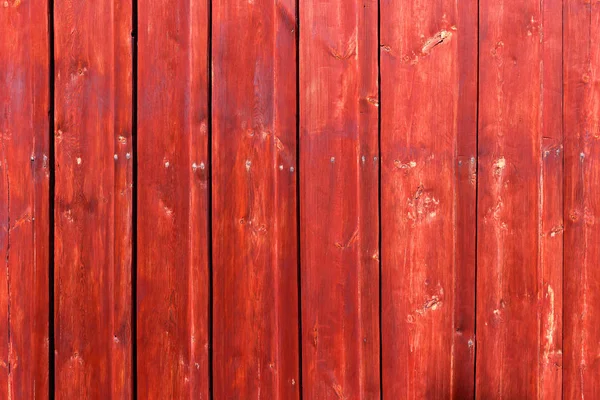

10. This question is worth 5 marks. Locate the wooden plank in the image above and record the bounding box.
[0,1,50,397]
[476,0,562,397]
[538,0,563,397]
[137,0,210,397]
[380,0,477,397]
[299,0,379,397]
[564,0,600,398]
[211,0,299,398]
[54,0,133,396]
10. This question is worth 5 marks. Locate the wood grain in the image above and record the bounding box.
[0,0,50,397]
[137,0,210,397]
[54,0,132,398]
[54,0,133,397]
[476,0,562,397]
[564,0,600,398]
[380,0,477,397]
[300,0,380,398]
[3,1,592,397]
[211,0,299,398]
[538,0,563,397]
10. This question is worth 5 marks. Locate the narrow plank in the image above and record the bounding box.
[54,0,133,396]
[299,0,380,397]
[380,0,477,397]
[211,0,299,398]
[137,0,210,396]
[564,0,600,398]
[476,0,562,397]
[538,0,563,397]
[0,1,50,397]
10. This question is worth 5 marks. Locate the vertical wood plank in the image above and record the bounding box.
[380,0,477,397]
[54,0,133,396]
[0,0,50,397]
[539,0,563,397]
[211,0,299,398]
[137,0,210,397]
[564,0,600,398]
[476,0,562,397]
[299,0,380,397]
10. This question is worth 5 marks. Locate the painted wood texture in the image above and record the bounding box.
[0,1,50,398]
[137,0,210,397]
[212,0,299,398]
[10,1,600,398]
[564,0,600,398]
[380,0,477,397]
[300,0,380,398]
[476,0,562,397]
[54,0,133,396]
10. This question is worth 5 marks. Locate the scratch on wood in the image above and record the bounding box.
[334,228,359,249]
[421,30,452,55]
[416,286,444,316]
[332,382,348,399]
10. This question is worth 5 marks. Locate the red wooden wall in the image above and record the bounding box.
[1,0,600,398]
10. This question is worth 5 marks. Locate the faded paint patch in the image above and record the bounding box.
[407,185,440,225]
[394,159,417,170]
[493,157,506,176]
[549,225,563,238]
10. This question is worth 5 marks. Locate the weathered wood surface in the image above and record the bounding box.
[8,1,600,398]
[137,0,210,397]
[564,0,599,398]
[380,0,477,397]
[476,0,562,397]
[54,0,133,396]
[0,1,50,397]
[300,0,380,398]
[212,0,299,398]
[538,0,563,398]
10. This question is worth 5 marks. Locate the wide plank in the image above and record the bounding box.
[380,0,478,397]
[211,0,300,398]
[476,0,562,397]
[137,0,210,397]
[54,0,133,396]
[300,0,380,397]
[0,1,50,397]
